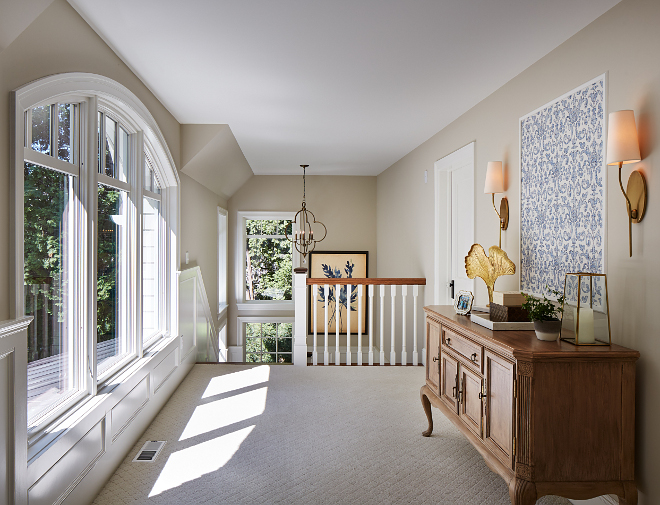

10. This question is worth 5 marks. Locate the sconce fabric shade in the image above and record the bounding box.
[607,110,641,165]
[484,161,504,193]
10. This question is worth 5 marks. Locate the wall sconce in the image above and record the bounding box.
[606,110,645,257]
[484,161,508,248]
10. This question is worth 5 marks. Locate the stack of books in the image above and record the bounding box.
[490,291,529,322]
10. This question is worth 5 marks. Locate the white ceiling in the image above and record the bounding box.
[66,0,620,176]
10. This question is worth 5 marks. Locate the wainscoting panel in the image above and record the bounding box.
[28,420,104,505]
[111,378,149,441]
[152,349,178,394]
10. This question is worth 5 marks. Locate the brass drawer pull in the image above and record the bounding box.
[478,392,486,400]
[471,353,478,363]
[433,356,439,362]
[452,386,457,398]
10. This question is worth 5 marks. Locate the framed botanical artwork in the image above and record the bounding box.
[308,251,368,335]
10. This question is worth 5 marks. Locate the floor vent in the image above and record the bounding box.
[133,441,166,462]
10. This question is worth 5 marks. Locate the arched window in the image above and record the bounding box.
[12,74,179,431]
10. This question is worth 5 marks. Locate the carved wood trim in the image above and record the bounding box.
[516,463,533,480]
[517,361,533,377]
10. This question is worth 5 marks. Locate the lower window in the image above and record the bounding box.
[245,321,293,363]
[24,163,79,423]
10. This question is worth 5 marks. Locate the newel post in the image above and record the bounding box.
[293,268,308,366]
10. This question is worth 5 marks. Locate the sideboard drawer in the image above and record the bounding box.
[442,327,482,372]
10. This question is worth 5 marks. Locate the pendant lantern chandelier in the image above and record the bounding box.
[286,165,327,263]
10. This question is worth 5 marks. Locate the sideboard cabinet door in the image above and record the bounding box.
[459,365,483,439]
[483,350,515,468]
[426,318,441,395]
[440,351,459,413]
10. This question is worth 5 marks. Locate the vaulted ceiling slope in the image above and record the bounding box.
[66,2,624,175]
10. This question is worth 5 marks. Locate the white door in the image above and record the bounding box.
[450,163,475,300]
[434,143,475,305]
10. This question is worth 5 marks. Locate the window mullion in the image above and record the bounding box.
[86,96,99,395]
[134,131,144,358]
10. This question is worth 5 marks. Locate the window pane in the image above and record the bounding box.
[24,163,77,422]
[57,104,73,163]
[142,197,160,341]
[97,184,130,373]
[277,354,292,364]
[104,116,116,178]
[117,127,129,183]
[31,105,51,155]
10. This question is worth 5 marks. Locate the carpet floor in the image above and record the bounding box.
[92,364,570,505]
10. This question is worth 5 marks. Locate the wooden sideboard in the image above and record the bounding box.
[420,306,639,505]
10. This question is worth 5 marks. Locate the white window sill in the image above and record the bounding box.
[218,304,228,319]
[236,301,294,312]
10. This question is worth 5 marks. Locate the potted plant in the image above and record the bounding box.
[521,287,565,341]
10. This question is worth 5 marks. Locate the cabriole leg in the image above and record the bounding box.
[420,389,433,437]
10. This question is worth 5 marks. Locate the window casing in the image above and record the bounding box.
[236,212,297,309]
[13,74,178,435]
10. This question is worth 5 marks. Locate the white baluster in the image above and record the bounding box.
[401,285,408,366]
[335,285,341,365]
[324,284,329,365]
[357,284,363,365]
[390,285,396,366]
[293,272,308,366]
[368,285,374,366]
[313,283,318,366]
[413,285,419,366]
[379,285,385,366]
[346,284,352,365]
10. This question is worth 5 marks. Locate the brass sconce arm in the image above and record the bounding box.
[490,194,509,248]
[616,161,647,258]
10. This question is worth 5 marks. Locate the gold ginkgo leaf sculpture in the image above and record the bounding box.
[465,244,516,305]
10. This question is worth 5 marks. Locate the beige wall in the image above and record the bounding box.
[227,175,377,346]
[180,173,228,324]
[376,0,660,501]
[0,0,182,321]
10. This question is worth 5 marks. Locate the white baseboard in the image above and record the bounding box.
[570,495,618,505]
[228,346,243,362]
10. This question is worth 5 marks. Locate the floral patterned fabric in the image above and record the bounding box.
[520,75,606,298]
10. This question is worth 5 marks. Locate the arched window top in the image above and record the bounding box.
[13,72,178,188]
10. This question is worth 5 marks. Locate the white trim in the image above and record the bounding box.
[23,147,79,177]
[434,142,475,305]
[218,206,228,313]
[236,302,295,312]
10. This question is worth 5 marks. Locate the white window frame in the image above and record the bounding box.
[11,73,179,443]
[142,150,167,348]
[218,206,228,319]
[237,316,295,363]
[236,211,297,311]
[21,98,87,429]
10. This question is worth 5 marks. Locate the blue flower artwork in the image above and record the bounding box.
[520,75,606,304]
[317,260,358,330]
[309,251,368,334]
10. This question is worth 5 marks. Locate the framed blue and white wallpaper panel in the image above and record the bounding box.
[520,74,606,298]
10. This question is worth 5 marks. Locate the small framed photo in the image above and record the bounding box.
[454,290,474,315]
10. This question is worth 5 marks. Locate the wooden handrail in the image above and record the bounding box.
[306,278,426,286]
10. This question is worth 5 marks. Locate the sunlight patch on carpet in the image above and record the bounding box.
[201,365,270,399]
[180,387,268,441]
[149,425,255,497]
